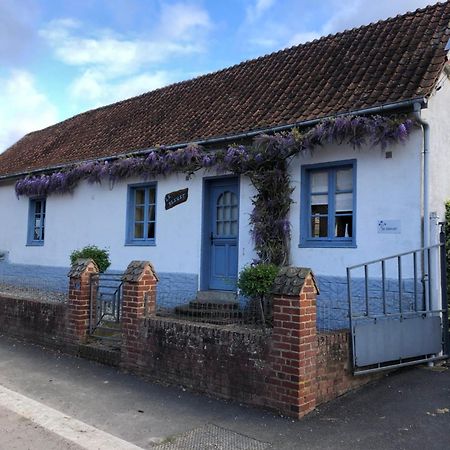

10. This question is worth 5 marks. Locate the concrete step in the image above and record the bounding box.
[175,304,242,319]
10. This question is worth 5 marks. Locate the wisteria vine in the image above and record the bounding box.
[16,115,416,265]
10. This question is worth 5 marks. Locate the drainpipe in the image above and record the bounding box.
[413,102,430,250]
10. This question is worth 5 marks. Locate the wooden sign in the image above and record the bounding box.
[165,188,188,210]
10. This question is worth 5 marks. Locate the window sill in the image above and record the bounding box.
[299,240,356,249]
[26,241,44,247]
[125,241,156,247]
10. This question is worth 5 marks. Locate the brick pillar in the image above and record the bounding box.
[267,267,319,418]
[66,258,99,347]
[121,261,158,370]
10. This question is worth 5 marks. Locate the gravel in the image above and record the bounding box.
[0,282,67,303]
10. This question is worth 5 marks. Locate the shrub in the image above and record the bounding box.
[70,245,111,273]
[238,263,279,300]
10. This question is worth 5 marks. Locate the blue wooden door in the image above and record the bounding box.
[207,179,239,291]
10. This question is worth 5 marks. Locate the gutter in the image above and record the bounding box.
[0,97,426,182]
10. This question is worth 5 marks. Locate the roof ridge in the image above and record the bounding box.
[26,1,449,138]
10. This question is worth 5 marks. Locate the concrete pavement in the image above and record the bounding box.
[0,335,448,449]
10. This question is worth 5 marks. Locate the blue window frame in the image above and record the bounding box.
[27,198,46,246]
[126,183,157,245]
[300,160,356,248]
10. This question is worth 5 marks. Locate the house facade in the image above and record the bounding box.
[1,2,450,328]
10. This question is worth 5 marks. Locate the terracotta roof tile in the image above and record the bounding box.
[1,1,449,177]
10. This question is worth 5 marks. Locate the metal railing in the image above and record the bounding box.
[89,273,123,334]
[347,232,449,374]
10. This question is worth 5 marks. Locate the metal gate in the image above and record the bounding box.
[89,272,123,335]
[347,230,449,375]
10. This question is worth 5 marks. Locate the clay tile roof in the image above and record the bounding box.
[1,1,449,178]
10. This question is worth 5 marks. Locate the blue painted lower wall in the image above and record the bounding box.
[0,262,69,293]
[0,261,198,305]
[0,262,422,331]
[316,275,423,331]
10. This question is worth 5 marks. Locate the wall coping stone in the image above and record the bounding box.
[67,258,98,278]
[272,266,319,296]
[122,260,159,283]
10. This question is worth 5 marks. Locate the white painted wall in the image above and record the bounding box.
[424,74,450,220]
[289,130,423,277]
[0,128,424,283]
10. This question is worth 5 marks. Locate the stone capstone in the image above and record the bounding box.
[67,258,98,278]
[272,267,319,296]
[122,260,159,283]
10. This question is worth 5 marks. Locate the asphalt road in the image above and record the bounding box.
[0,335,448,449]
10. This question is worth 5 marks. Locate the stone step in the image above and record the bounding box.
[79,340,121,367]
[174,304,242,320]
[195,290,237,303]
[188,300,239,311]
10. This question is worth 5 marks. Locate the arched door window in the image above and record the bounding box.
[216,191,238,236]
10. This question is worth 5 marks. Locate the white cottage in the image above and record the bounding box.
[1,2,450,329]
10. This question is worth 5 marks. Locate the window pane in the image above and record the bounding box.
[147,222,155,239]
[231,205,238,221]
[217,206,224,220]
[35,217,41,227]
[217,221,224,235]
[148,205,155,221]
[231,221,238,235]
[224,206,231,220]
[335,215,353,237]
[35,201,41,214]
[134,223,144,239]
[148,188,156,204]
[336,168,352,191]
[135,189,145,205]
[135,206,144,221]
[311,194,328,215]
[310,171,328,193]
[34,228,40,240]
[224,221,231,235]
[335,192,353,212]
[311,216,328,238]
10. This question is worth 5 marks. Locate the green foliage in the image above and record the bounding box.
[238,263,279,299]
[70,245,111,273]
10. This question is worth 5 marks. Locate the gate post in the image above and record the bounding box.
[267,267,319,418]
[66,258,99,348]
[121,261,158,371]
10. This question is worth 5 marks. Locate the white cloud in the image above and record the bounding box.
[246,0,276,22]
[39,2,213,110]
[0,0,38,64]
[69,69,173,107]
[321,0,439,35]
[241,0,440,52]
[40,3,212,77]
[0,71,58,152]
[288,31,321,46]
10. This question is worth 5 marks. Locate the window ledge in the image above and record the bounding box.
[124,241,156,247]
[26,241,44,247]
[299,241,356,249]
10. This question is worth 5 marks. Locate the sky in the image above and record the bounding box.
[0,0,441,152]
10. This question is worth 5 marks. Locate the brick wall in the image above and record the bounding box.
[135,318,269,405]
[0,260,381,420]
[316,331,379,405]
[0,294,66,348]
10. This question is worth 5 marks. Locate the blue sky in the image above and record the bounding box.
[0,0,440,152]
